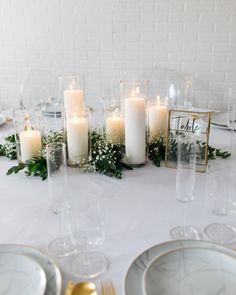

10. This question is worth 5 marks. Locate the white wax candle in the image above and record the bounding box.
[66,116,88,163]
[106,114,124,144]
[125,97,146,165]
[64,89,84,112]
[19,130,42,163]
[148,105,168,140]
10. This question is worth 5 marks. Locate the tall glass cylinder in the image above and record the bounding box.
[148,95,168,142]
[121,80,149,166]
[176,134,196,202]
[170,133,200,240]
[65,108,90,167]
[38,104,65,145]
[63,74,85,113]
[46,142,75,256]
[13,109,42,163]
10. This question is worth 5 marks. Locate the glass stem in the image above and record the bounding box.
[183,202,188,234]
[230,128,235,156]
[58,208,66,247]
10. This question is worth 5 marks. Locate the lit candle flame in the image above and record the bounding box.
[157,95,160,106]
[24,114,32,131]
[112,108,119,118]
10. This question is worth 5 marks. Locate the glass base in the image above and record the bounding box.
[170,226,200,240]
[204,223,236,244]
[48,237,76,257]
[70,251,108,279]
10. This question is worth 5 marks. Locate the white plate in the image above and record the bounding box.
[144,247,236,295]
[0,252,46,295]
[0,115,6,126]
[0,244,62,295]
[124,240,236,295]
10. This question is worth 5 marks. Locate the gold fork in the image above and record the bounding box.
[101,279,117,295]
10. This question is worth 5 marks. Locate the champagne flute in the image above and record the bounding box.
[227,88,236,155]
[46,142,76,257]
[170,133,200,240]
[204,161,236,244]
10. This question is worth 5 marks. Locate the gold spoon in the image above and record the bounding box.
[71,281,97,295]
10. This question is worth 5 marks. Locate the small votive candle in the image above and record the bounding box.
[13,110,42,163]
[19,127,42,163]
[148,96,168,141]
[105,109,124,145]
[66,110,89,166]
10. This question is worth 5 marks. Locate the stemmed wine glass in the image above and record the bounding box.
[169,133,200,240]
[68,176,108,279]
[46,142,76,257]
[204,160,236,244]
[227,88,236,155]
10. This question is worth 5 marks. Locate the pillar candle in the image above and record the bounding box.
[148,104,168,140]
[19,130,42,163]
[106,113,124,144]
[148,96,168,141]
[125,96,146,165]
[66,115,88,163]
[64,88,84,112]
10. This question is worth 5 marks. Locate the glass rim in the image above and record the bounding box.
[46,141,66,150]
[120,79,149,85]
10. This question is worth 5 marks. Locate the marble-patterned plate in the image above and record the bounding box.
[0,244,61,295]
[0,252,46,295]
[124,240,236,295]
[144,247,236,295]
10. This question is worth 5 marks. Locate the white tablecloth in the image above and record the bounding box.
[0,123,235,294]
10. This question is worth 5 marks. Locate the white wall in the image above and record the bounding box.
[0,0,235,114]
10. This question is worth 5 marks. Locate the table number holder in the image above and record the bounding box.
[165,109,211,172]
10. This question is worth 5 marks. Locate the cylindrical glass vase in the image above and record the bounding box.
[63,74,85,113]
[148,95,168,142]
[65,108,91,167]
[121,80,149,166]
[38,104,65,146]
[104,108,124,145]
[13,109,42,163]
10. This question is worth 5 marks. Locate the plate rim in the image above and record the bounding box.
[143,245,236,295]
[0,251,47,295]
[124,239,236,295]
[0,243,62,295]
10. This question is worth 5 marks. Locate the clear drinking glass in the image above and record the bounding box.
[204,161,236,244]
[46,142,76,257]
[68,177,108,278]
[169,133,200,240]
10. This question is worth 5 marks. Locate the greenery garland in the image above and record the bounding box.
[0,129,231,180]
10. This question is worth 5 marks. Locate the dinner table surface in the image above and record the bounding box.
[0,119,236,295]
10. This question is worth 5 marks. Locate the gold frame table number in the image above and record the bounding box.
[165,109,211,172]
